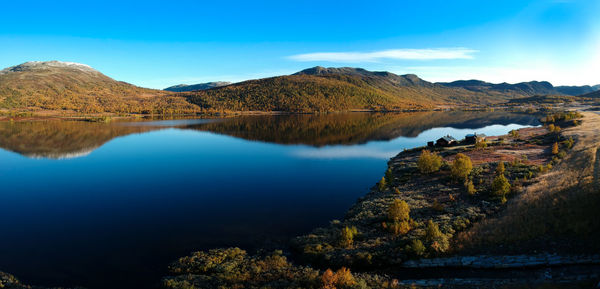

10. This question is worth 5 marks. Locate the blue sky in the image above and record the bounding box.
[1,0,598,88]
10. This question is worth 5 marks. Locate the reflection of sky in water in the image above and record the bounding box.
[292,124,534,160]
[119,118,222,126]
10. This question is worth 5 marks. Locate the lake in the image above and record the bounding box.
[0,111,541,289]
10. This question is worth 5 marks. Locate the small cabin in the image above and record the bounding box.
[465,133,487,144]
[427,141,435,147]
[436,135,457,147]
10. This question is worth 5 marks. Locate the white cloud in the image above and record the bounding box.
[288,48,478,63]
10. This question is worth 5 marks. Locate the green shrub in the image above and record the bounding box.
[377,176,387,191]
[425,220,449,252]
[417,150,443,174]
[339,226,358,248]
[406,239,426,257]
[465,179,477,195]
[496,161,505,175]
[451,153,472,181]
[491,174,511,202]
[388,199,410,222]
[388,220,411,236]
[385,168,393,184]
[425,220,442,242]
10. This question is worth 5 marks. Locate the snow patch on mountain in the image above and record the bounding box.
[0,61,100,75]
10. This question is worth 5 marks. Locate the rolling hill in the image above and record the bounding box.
[164,81,232,92]
[0,61,200,114]
[181,66,534,113]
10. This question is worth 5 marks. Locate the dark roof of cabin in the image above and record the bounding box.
[438,135,457,142]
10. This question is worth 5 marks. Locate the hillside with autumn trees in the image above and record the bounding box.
[0,61,199,115]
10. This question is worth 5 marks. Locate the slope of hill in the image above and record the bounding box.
[182,67,527,113]
[0,61,200,114]
[164,81,231,92]
[581,90,600,98]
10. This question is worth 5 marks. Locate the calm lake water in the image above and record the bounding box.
[0,111,540,289]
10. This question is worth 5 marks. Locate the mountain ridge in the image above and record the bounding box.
[0,61,199,114]
[164,81,232,92]
[437,79,598,96]
[1,61,598,115]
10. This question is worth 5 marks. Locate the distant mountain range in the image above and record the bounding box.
[439,79,599,97]
[0,62,597,115]
[164,81,232,92]
[183,66,598,112]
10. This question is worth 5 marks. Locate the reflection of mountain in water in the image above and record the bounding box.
[0,120,157,159]
[0,111,540,159]
[186,111,541,146]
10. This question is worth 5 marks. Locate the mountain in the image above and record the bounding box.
[440,79,557,96]
[1,62,596,115]
[181,66,529,113]
[0,61,199,114]
[164,81,232,92]
[440,79,600,97]
[555,85,599,96]
[581,90,600,98]
[294,66,434,87]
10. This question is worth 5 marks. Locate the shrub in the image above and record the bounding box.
[450,153,473,181]
[417,150,443,174]
[388,199,410,222]
[496,161,505,175]
[553,126,561,133]
[388,220,411,236]
[321,269,336,289]
[378,176,387,191]
[509,129,519,138]
[321,267,355,289]
[385,168,394,184]
[431,199,444,211]
[465,179,476,195]
[563,137,574,149]
[339,226,358,248]
[552,142,559,155]
[475,139,487,149]
[425,220,442,242]
[425,220,449,252]
[406,239,426,257]
[491,174,511,202]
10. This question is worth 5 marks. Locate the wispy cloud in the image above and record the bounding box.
[288,48,478,63]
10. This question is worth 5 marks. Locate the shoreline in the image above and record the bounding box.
[0,105,510,122]
[159,110,600,288]
[2,110,599,289]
